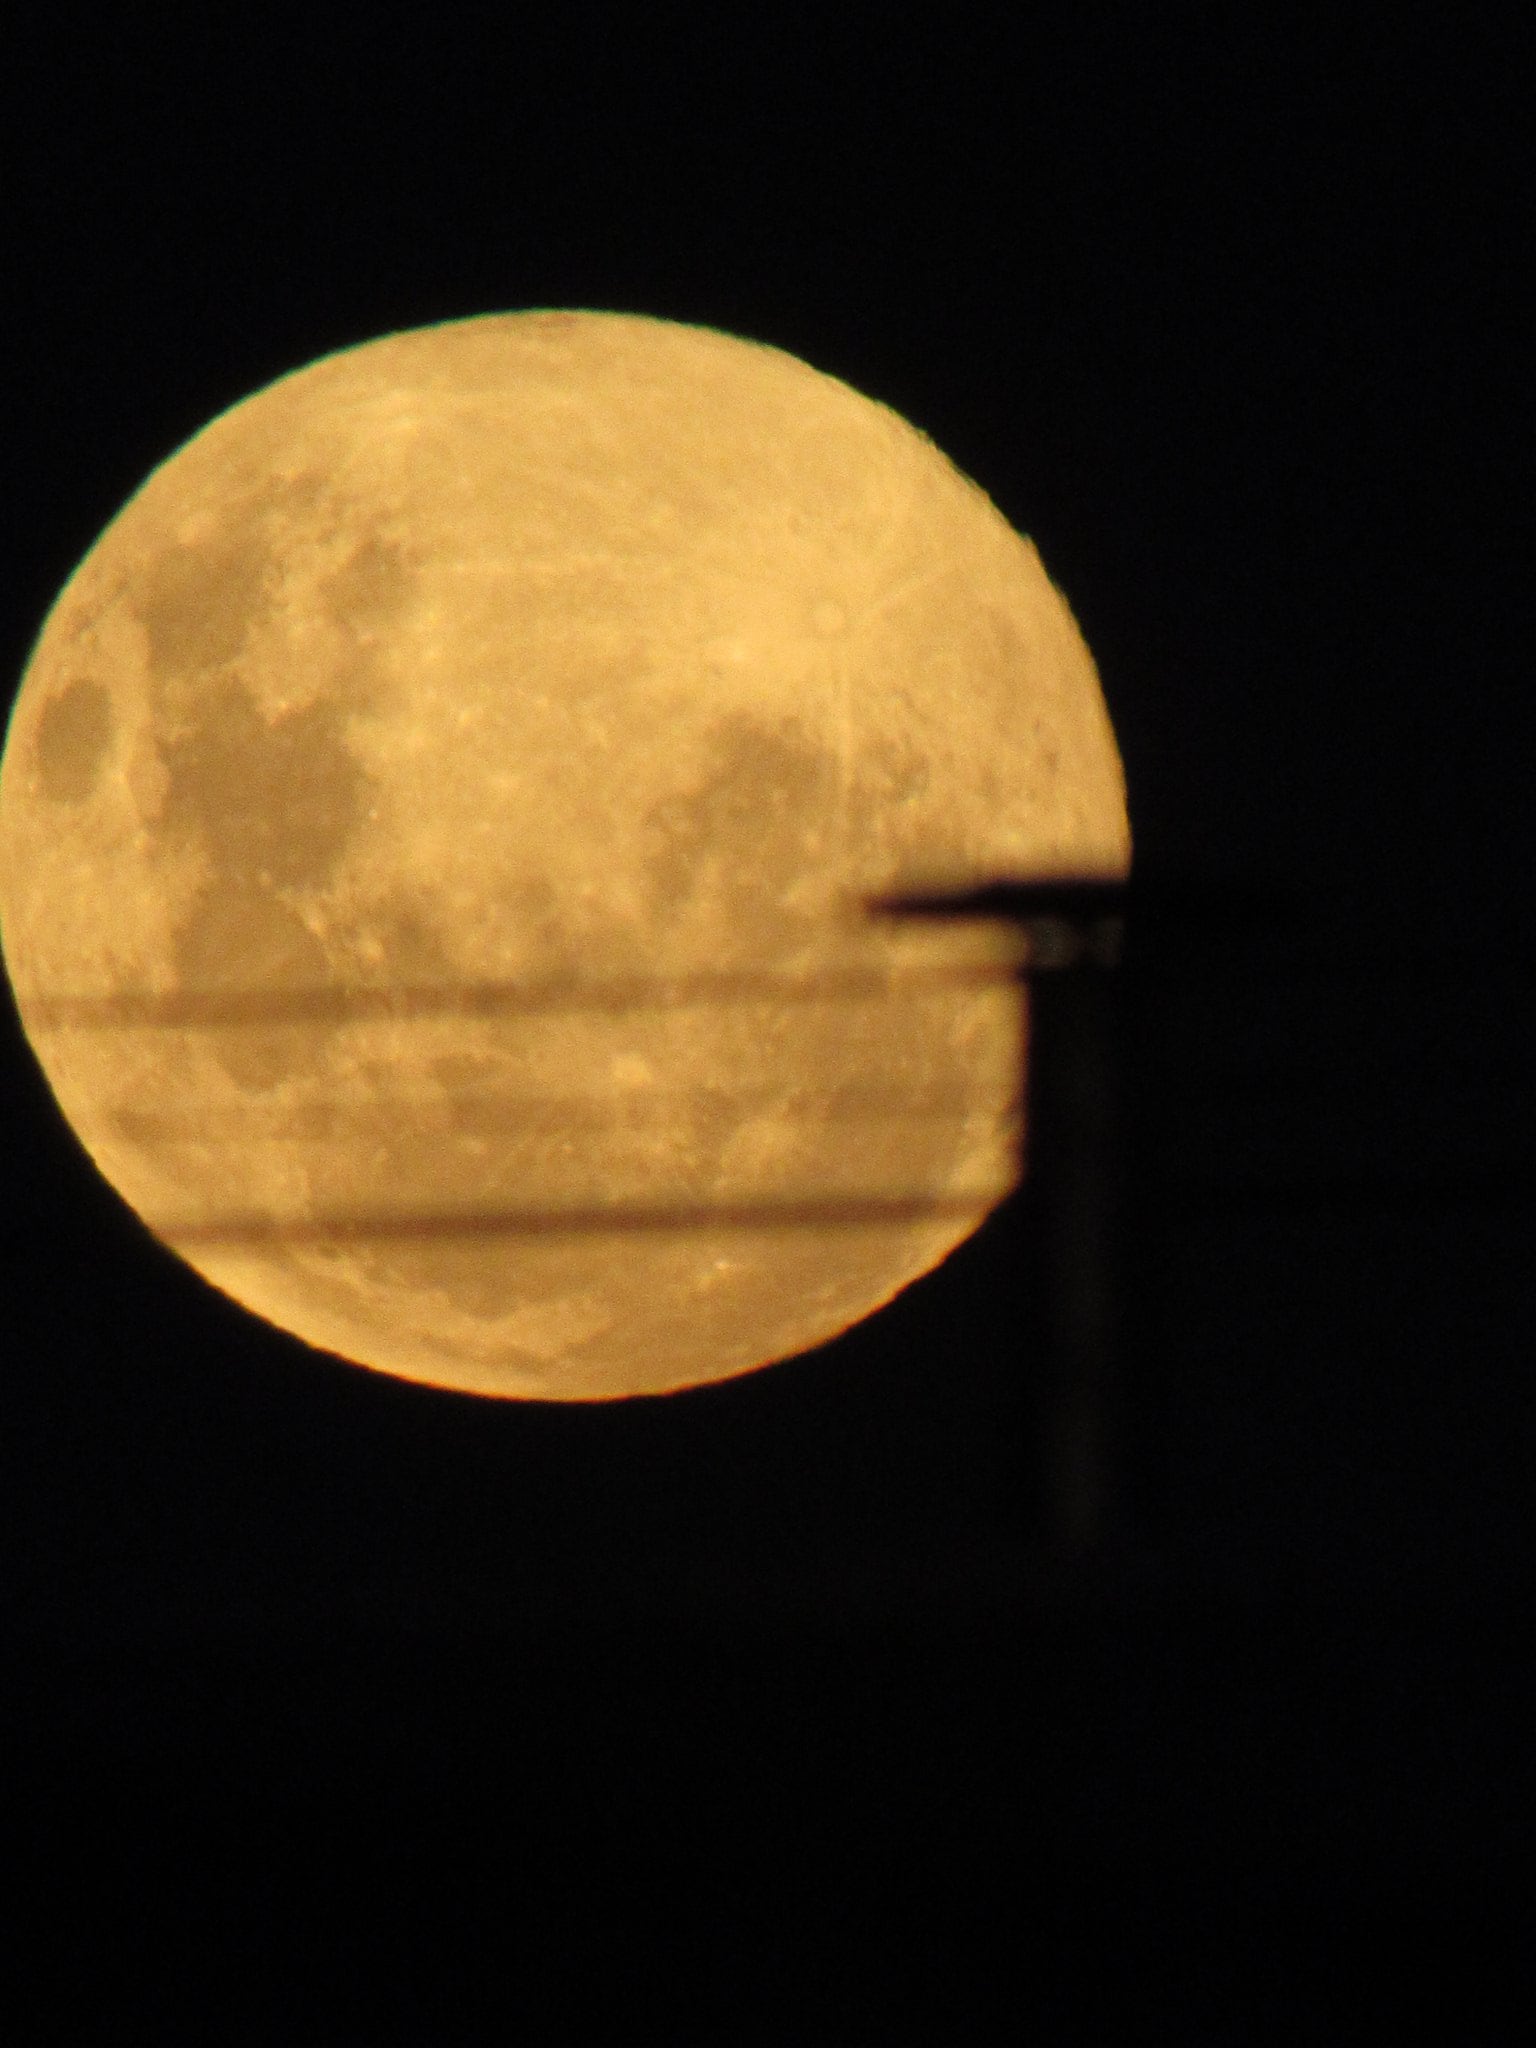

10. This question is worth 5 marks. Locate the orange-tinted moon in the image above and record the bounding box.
[0,312,1129,1398]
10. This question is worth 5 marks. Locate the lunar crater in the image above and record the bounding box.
[160,676,375,893]
[139,526,276,680]
[34,677,114,803]
[642,713,840,947]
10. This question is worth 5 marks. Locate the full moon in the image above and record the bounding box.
[0,312,1129,1399]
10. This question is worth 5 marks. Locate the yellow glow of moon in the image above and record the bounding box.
[0,312,1129,1399]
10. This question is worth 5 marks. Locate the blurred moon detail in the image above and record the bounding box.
[0,311,1129,1399]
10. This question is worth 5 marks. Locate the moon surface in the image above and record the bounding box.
[0,311,1129,1399]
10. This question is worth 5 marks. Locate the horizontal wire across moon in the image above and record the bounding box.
[160,1186,1018,1247]
[111,1081,1019,1144]
[25,956,1024,1032]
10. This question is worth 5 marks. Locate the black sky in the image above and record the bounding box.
[2,11,1531,2027]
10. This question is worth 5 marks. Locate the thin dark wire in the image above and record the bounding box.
[112,1084,1019,1143]
[25,958,1021,1031]
[163,1187,1015,1246]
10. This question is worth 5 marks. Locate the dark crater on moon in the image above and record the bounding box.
[132,492,423,1091]
[316,531,419,635]
[643,714,839,950]
[34,677,114,803]
[139,524,277,679]
[160,675,371,893]
[157,675,376,1091]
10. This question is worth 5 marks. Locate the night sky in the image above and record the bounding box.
[3,13,1530,2029]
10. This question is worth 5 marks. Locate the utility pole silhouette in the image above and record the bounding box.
[875,877,1293,1568]
[875,881,1127,1561]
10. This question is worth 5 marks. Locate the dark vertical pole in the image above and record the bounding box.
[875,876,1287,1579]
[1019,919,1124,1562]
[872,882,1132,1571]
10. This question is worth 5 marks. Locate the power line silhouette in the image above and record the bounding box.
[27,957,1020,1032]
[113,1078,1010,1143]
[163,1187,1012,1247]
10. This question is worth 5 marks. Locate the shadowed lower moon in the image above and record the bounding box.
[0,311,1129,1398]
